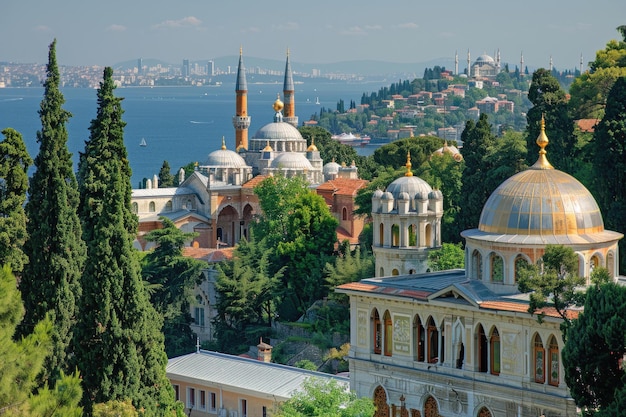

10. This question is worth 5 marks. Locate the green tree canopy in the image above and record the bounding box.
[591,76,626,274]
[562,282,626,414]
[0,128,32,274]
[428,242,465,271]
[517,245,585,328]
[142,217,206,357]
[74,66,175,415]
[274,377,375,417]
[19,38,86,386]
[252,175,338,321]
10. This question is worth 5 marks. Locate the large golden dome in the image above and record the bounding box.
[476,119,608,240]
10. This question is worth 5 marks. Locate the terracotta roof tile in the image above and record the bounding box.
[243,175,269,189]
[316,178,368,196]
[575,119,600,133]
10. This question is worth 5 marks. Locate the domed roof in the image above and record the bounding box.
[433,142,463,161]
[204,138,247,168]
[385,151,433,200]
[475,54,495,65]
[323,160,341,174]
[270,152,313,170]
[478,120,604,237]
[254,121,303,141]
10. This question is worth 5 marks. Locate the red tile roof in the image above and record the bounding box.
[575,119,600,133]
[182,247,235,263]
[316,178,368,196]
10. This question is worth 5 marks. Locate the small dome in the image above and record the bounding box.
[381,191,393,200]
[205,148,247,168]
[429,190,443,200]
[399,191,410,201]
[270,152,314,170]
[433,144,463,161]
[307,143,318,152]
[373,189,384,199]
[323,160,341,175]
[386,176,433,201]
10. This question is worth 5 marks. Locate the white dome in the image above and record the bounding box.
[205,148,247,168]
[385,176,433,201]
[270,152,313,170]
[323,161,341,175]
[254,122,304,141]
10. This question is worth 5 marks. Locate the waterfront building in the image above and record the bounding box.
[337,120,622,417]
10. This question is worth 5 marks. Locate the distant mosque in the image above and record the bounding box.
[131,49,364,251]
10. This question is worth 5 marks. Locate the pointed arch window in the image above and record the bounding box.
[548,336,559,386]
[478,324,488,373]
[514,255,529,283]
[534,334,545,383]
[427,317,439,363]
[342,207,348,221]
[490,253,503,282]
[413,315,425,362]
[472,250,483,280]
[391,224,400,246]
[490,328,500,375]
[149,201,156,212]
[372,309,381,354]
[383,310,392,356]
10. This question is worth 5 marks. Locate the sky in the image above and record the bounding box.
[1,0,624,71]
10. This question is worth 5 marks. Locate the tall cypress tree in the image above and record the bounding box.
[0,128,32,274]
[592,76,626,274]
[19,39,86,385]
[74,67,175,415]
[458,114,497,231]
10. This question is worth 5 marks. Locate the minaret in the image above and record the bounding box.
[233,47,251,151]
[580,53,584,74]
[282,49,298,128]
[454,51,459,75]
[520,51,524,77]
[549,55,553,71]
[467,49,471,77]
[496,48,501,72]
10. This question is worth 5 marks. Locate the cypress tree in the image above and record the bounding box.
[592,76,626,274]
[74,67,175,415]
[19,39,86,385]
[458,114,497,231]
[0,128,32,274]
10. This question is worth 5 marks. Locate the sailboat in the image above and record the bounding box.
[140,138,147,147]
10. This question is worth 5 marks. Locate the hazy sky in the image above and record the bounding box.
[1,0,624,70]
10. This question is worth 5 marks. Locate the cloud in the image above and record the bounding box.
[396,22,418,29]
[106,24,126,32]
[340,26,367,36]
[152,16,203,30]
[271,22,299,31]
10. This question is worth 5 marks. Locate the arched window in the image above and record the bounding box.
[342,207,348,221]
[514,255,529,282]
[472,250,483,280]
[165,200,172,212]
[477,324,488,373]
[608,252,615,277]
[372,309,381,354]
[408,224,417,246]
[391,224,400,246]
[413,315,425,362]
[533,334,545,383]
[383,310,392,356]
[427,317,438,363]
[132,202,138,214]
[392,269,399,276]
[424,223,432,247]
[149,201,156,212]
[490,328,500,375]
[490,253,503,282]
[373,386,389,417]
[548,336,559,386]
[379,267,384,277]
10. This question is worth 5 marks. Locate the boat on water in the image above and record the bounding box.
[331,132,371,147]
[140,138,147,147]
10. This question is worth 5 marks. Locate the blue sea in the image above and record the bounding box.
[0,80,388,187]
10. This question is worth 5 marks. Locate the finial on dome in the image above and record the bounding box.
[307,136,318,152]
[532,114,553,170]
[239,46,243,56]
[405,150,413,176]
[273,93,284,113]
[221,136,226,150]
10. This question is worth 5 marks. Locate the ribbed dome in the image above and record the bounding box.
[254,122,303,141]
[478,120,603,236]
[385,176,433,201]
[478,168,604,235]
[270,152,313,170]
[205,148,247,168]
[475,54,495,65]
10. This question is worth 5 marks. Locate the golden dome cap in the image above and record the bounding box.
[273,94,284,113]
[475,117,607,239]
[307,137,318,152]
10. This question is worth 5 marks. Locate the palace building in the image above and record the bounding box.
[337,119,622,417]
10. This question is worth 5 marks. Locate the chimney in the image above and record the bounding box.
[257,337,273,363]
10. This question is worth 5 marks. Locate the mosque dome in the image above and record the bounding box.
[478,119,604,237]
[373,189,384,199]
[270,152,314,170]
[475,54,495,65]
[433,143,463,161]
[384,151,433,200]
[204,138,248,168]
[323,160,341,175]
[254,121,303,141]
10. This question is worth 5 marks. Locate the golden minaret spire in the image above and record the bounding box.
[405,151,413,176]
[532,114,554,170]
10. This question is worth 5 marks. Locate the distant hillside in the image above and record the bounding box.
[114,56,457,79]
